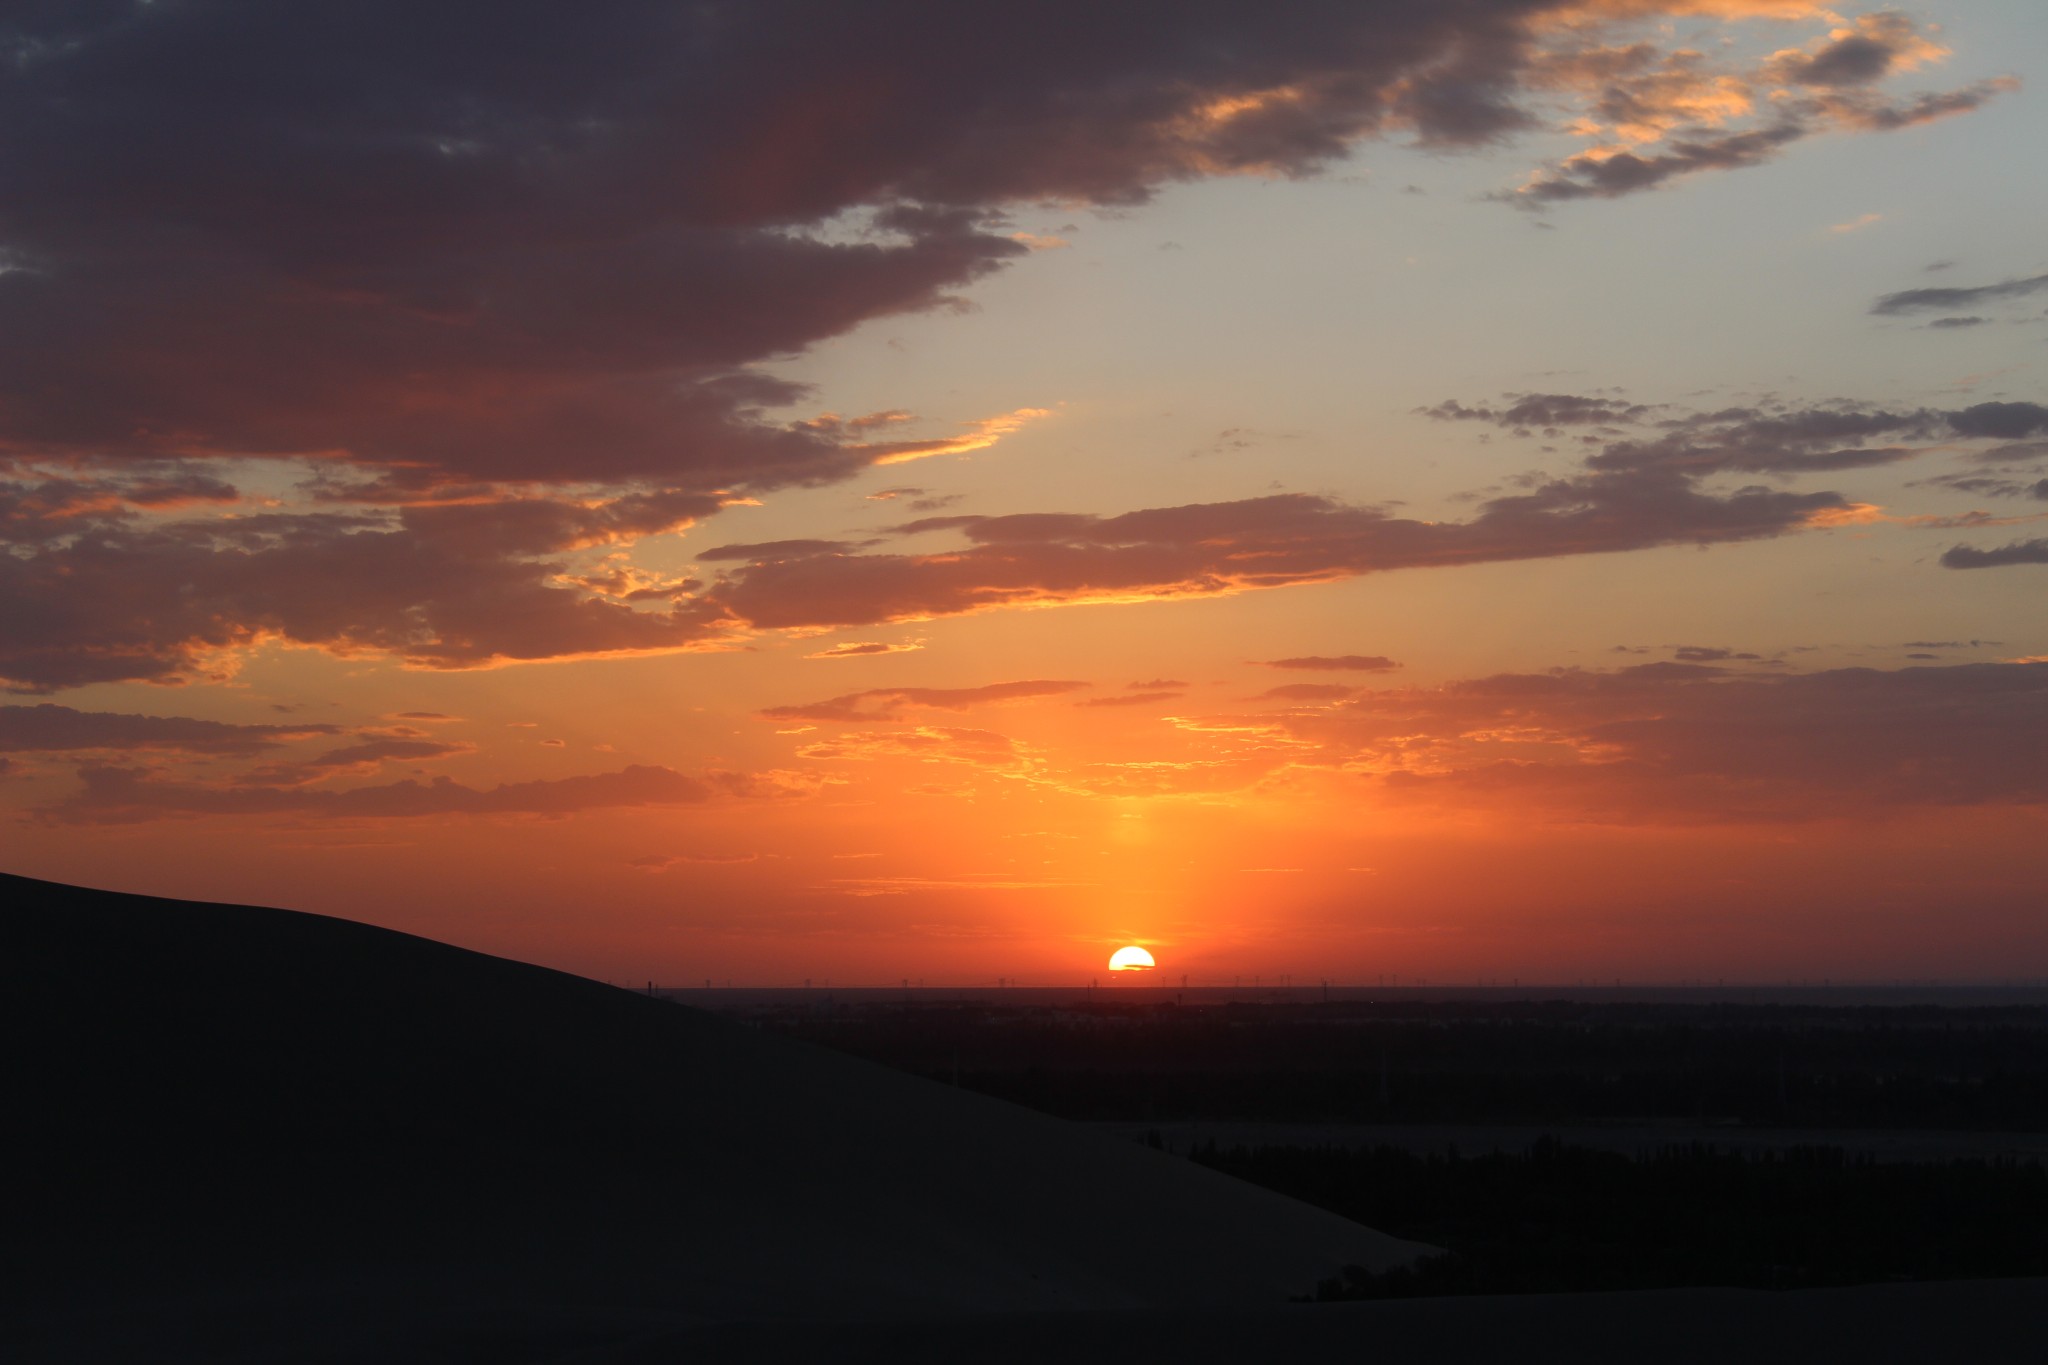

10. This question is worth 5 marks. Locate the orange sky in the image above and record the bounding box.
[3,0,2045,983]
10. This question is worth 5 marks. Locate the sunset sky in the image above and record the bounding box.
[4,0,2045,984]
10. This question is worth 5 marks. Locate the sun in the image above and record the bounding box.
[1107,945,1156,972]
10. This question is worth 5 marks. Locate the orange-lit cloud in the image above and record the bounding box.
[762,680,1090,723]
[796,726,1034,772]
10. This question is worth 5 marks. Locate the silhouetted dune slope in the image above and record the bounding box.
[4,874,1430,1341]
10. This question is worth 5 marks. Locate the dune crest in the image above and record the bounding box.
[5,873,1429,1338]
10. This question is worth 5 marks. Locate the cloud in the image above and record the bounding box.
[711,474,1853,632]
[0,3,2018,691]
[1828,212,1882,235]
[233,738,474,788]
[1,1,2001,485]
[1261,655,1401,672]
[1504,25,2014,209]
[1388,661,2048,816]
[1200,659,2048,821]
[1076,691,1184,708]
[1764,12,1949,89]
[696,539,870,563]
[0,509,738,691]
[804,641,925,660]
[45,762,800,824]
[1257,683,1356,702]
[1671,646,1759,662]
[1946,403,2048,441]
[10,387,2038,692]
[789,659,2048,815]
[1872,273,2048,317]
[0,466,242,544]
[0,704,339,755]
[1941,539,2048,570]
[630,850,768,871]
[1436,392,2048,477]
[1920,474,2031,499]
[761,679,1089,723]
[0,0,1625,489]
[1422,394,1649,427]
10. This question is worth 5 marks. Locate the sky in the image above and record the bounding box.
[3,0,2046,985]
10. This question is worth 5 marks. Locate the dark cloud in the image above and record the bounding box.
[233,738,473,788]
[1976,441,2048,466]
[1439,392,2048,479]
[1505,120,1809,205]
[0,0,1592,490]
[0,511,733,691]
[1422,394,1648,428]
[1825,81,2015,133]
[1671,646,1759,663]
[2,0,2003,485]
[44,762,779,824]
[1872,273,2048,317]
[1773,34,1896,87]
[396,489,723,558]
[1941,539,2048,570]
[1946,402,2048,441]
[712,473,1850,633]
[761,680,1089,723]
[1129,678,1187,689]
[0,704,338,755]
[1927,316,1988,329]
[1262,655,1401,672]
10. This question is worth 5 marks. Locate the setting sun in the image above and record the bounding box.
[1108,946,1156,972]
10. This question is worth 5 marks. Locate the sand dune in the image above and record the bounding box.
[5,873,1429,1359]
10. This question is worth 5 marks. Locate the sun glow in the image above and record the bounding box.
[1108,945,1156,972]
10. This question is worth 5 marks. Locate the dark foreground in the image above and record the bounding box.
[7,874,2044,1363]
[27,1279,2048,1364]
